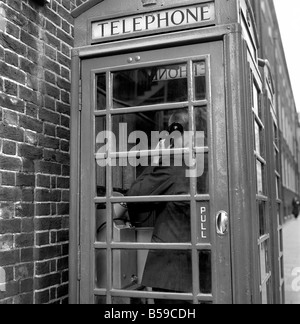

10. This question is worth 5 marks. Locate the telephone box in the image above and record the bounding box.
[70,0,284,304]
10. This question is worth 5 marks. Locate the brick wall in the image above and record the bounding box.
[0,0,87,304]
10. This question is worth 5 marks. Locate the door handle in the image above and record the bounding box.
[216,211,229,236]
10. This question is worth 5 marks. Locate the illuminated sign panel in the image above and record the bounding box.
[91,3,215,42]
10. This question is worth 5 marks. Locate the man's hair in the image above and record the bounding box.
[169,109,189,132]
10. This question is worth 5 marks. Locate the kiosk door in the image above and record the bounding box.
[80,42,231,304]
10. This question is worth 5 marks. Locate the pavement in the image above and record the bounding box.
[283,216,300,304]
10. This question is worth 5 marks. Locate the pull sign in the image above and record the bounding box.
[91,3,215,42]
[198,202,210,244]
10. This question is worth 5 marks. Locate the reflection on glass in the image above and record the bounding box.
[97,74,107,110]
[95,296,106,304]
[95,117,106,197]
[257,161,263,195]
[111,108,189,152]
[197,152,209,195]
[112,249,193,293]
[95,250,107,289]
[199,250,212,294]
[96,203,106,242]
[112,64,189,107]
[195,107,208,147]
[124,202,191,243]
[194,62,206,100]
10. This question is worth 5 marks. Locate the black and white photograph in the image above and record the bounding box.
[0,0,300,307]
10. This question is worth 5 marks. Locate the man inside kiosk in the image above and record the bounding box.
[127,109,192,304]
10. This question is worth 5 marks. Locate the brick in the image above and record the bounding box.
[0,94,25,113]
[17,292,33,304]
[25,103,38,119]
[43,57,60,76]
[18,144,43,160]
[57,53,71,69]
[0,219,21,234]
[15,204,34,218]
[19,115,43,133]
[60,140,69,152]
[61,91,70,104]
[6,21,20,39]
[36,232,50,246]
[34,217,62,231]
[21,188,34,202]
[35,246,61,262]
[15,263,34,281]
[20,58,40,76]
[45,71,56,85]
[27,48,39,65]
[0,124,24,142]
[35,161,61,175]
[57,230,69,243]
[19,86,38,105]
[56,102,70,115]
[39,108,60,124]
[38,135,59,150]
[0,61,26,84]
[0,280,19,299]
[0,234,14,251]
[0,33,27,56]
[44,96,56,111]
[35,273,61,290]
[0,203,15,220]
[21,248,34,263]
[0,250,20,266]
[4,80,18,96]
[35,289,50,304]
[35,261,51,276]
[42,32,60,50]
[15,234,34,248]
[22,159,34,173]
[60,115,69,128]
[44,124,56,137]
[43,8,61,27]
[56,127,70,140]
[0,155,22,171]
[5,51,18,67]
[36,203,51,216]
[0,172,15,186]
[3,110,18,127]
[3,140,17,155]
[20,30,39,51]
[57,178,69,189]
[21,218,34,233]
[37,175,51,188]
[42,82,60,99]
[16,173,35,187]
[57,283,68,298]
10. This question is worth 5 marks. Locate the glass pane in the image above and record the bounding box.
[95,296,106,304]
[112,249,192,293]
[124,202,191,243]
[95,250,107,289]
[195,107,208,147]
[253,83,260,117]
[199,250,212,294]
[112,63,189,108]
[96,203,107,242]
[197,152,209,195]
[96,74,107,110]
[259,240,269,282]
[261,283,268,305]
[194,61,206,100]
[197,202,210,244]
[258,201,266,237]
[95,116,107,197]
[255,122,261,155]
[256,160,264,195]
[110,108,189,152]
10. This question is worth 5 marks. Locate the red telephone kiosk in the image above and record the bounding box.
[69,0,284,304]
